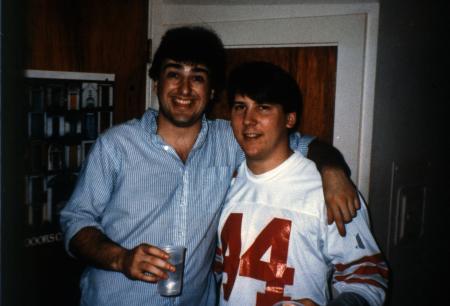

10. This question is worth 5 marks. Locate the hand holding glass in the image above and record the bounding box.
[157,245,186,296]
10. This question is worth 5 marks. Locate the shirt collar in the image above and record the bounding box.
[140,108,209,151]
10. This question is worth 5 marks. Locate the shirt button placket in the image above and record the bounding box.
[178,168,188,244]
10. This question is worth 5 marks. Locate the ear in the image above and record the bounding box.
[152,80,158,92]
[285,112,297,129]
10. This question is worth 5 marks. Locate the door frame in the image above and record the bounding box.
[147,0,379,198]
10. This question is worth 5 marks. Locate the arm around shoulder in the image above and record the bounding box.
[307,138,360,236]
[307,138,351,177]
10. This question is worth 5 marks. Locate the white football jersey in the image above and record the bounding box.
[216,152,387,306]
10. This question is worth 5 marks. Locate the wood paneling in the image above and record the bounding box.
[22,2,149,305]
[25,0,149,123]
[209,47,337,143]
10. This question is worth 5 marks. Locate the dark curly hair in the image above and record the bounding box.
[149,26,226,96]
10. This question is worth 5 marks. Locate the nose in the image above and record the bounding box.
[243,108,256,126]
[180,77,191,95]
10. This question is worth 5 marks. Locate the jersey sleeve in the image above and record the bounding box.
[59,134,119,256]
[323,196,389,306]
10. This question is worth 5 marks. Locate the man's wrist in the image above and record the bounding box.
[320,166,350,185]
[307,139,351,177]
[110,246,128,272]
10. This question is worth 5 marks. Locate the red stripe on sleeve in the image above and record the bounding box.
[335,254,385,272]
[335,265,389,280]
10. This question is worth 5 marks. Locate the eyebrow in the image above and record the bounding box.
[162,63,209,74]
[232,100,245,104]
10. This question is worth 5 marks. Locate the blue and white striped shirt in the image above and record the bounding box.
[60,108,313,306]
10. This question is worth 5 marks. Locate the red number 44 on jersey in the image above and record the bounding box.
[219,213,295,306]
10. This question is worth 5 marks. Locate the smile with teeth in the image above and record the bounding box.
[174,97,193,105]
[243,132,261,138]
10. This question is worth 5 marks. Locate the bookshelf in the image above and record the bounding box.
[24,70,115,235]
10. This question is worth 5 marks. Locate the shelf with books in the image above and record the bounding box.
[24,70,115,235]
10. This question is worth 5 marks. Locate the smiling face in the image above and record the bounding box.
[231,94,296,173]
[155,59,212,128]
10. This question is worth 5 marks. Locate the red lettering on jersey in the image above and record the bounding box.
[240,218,294,306]
[220,214,294,306]
[220,213,243,300]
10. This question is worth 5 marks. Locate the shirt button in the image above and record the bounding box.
[163,145,169,151]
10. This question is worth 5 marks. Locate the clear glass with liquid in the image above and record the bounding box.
[157,245,186,296]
